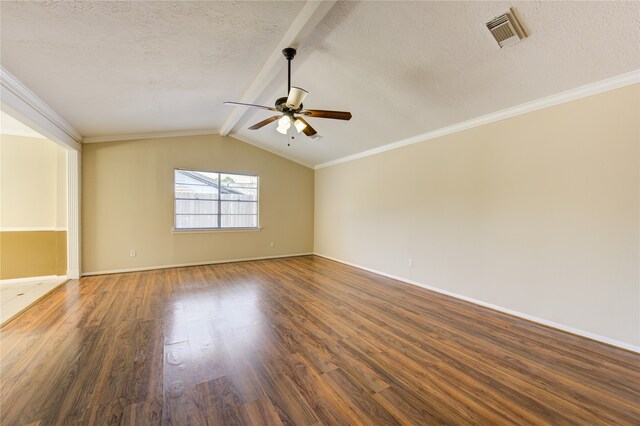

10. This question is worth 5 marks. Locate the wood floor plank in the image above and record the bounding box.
[321,368,401,425]
[120,397,164,426]
[193,376,245,425]
[239,397,284,426]
[1,255,638,425]
[282,257,640,423]
[373,385,469,426]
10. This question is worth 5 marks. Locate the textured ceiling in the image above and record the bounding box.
[1,1,639,167]
[0,1,304,135]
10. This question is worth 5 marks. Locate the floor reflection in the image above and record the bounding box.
[164,279,267,392]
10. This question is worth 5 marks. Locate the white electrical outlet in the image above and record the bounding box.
[269,241,275,248]
[130,250,136,257]
[408,258,414,267]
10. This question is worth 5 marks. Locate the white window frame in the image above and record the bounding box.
[173,168,260,232]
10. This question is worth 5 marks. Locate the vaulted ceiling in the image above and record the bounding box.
[1,1,639,167]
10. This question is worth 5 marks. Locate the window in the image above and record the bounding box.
[174,169,258,230]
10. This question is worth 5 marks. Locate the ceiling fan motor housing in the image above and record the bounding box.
[275,97,303,113]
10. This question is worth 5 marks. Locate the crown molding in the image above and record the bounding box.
[83,128,315,169]
[315,69,640,170]
[229,132,314,169]
[0,66,82,150]
[82,128,219,143]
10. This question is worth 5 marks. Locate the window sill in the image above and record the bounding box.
[172,227,262,234]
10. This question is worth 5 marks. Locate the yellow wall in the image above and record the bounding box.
[315,84,640,347]
[82,134,314,273]
[0,231,66,279]
[0,135,67,278]
[0,135,67,229]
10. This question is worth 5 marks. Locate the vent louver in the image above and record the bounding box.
[486,9,526,48]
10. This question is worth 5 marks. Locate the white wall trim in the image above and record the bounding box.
[82,129,219,144]
[0,275,64,285]
[0,227,67,232]
[66,150,80,279]
[314,253,640,353]
[81,252,314,277]
[0,67,82,151]
[229,133,314,169]
[0,71,81,281]
[315,69,640,169]
[219,0,337,136]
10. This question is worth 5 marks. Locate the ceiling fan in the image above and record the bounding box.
[224,47,352,138]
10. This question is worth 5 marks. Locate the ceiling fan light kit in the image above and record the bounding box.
[278,115,291,128]
[286,86,308,109]
[294,118,307,133]
[224,47,352,140]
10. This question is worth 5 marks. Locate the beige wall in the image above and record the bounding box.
[0,135,67,278]
[0,135,67,229]
[82,134,314,273]
[315,84,639,347]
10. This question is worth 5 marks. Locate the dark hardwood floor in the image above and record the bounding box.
[1,255,638,425]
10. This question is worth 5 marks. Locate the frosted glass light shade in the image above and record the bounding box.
[294,118,307,133]
[278,115,291,128]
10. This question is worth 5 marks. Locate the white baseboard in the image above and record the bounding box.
[0,275,63,285]
[81,253,314,276]
[66,269,80,279]
[314,253,640,353]
[0,227,67,232]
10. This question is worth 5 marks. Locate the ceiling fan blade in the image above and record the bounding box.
[248,115,281,130]
[300,109,352,120]
[223,101,278,112]
[286,87,308,109]
[294,117,317,137]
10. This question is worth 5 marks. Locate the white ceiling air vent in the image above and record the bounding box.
[486,9,526,48]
